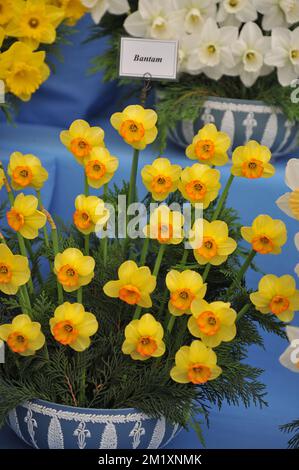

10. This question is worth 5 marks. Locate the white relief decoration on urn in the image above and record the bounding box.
[47,415,64,449]
[261,114,278,148]
[99,422,118,449]
[129,420,146,449]
[74,421,91,449]
[276,120,295,153]
[243,112,257,143]
[24,405,38,448]
[220,110,235,145]
[147,417,166,449]
[201,107,215,125]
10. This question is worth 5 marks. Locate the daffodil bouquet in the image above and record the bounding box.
[0,104,297,440]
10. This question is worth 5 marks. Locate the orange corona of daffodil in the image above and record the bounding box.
[0,314,45,356]
[73,194,110,235]
[60,119,105,165]
[103,260,156,308]
[50,302,98,352]
[143,205,184,245]
[54,248,95,292]
[8,151,48,190]
[0,42,50,101]
[250,274,299,322]
[241,214,287,255]
[166,270,207,316]
[122,313,165,361]
[186,124,231,166]
[110,105,158,150]
[170,340,222,384]
[231,141,275,179]
[188,300,237,348]
[141,158,182,201]
[6,193,46,240]
[178,163,221,207]
[84,147,119,189]
[0,244,31,295]
[189,219,237,266]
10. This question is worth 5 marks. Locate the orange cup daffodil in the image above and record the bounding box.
[0,244,30,295]
[0,314,45,356]
[54,248,95,292]
[110,105,158,150]
[143,205,184,245]
[241,214,287,255]
[141,158,182,202]
[250,274,299,322]
[231,141,275,179]
[186,124,230,166]
[188,300,237,348]
[73,195,110,235]
[6,193,46,239]
[84,147,119,189]
[166,269,207,316]
[122,313,165,361]
[170,340,222,384]
[50,302,98,352]
[8,151,48,190]
[178,163,221,207]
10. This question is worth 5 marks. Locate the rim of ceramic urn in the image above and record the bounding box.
[23,398,146,414]
[203,95,274,107]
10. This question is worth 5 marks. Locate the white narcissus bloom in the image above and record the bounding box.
[217,0,258,26]
[279,326,299,373]
[229,22,272,87]
[187,18,238,80]
[295,233,299,277]
[276,158,299,220]
[265,27,299,86]
[254,0,299,30]
[172,0,217,34]
[178,34,202,74]
[81,0,130,24]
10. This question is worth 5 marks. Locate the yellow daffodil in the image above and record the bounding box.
[0,0,13,26]
[54,248,95,292]
[143,205,184,245]
[84,147,119,189]
[295,233,299,277]
[178,163,221,208]
[188,300,237,348]
[186,124,230,167]
[276,158,299,220]
[50,0,87,26]
[110,105,158,150]
[166,270,207,316]
[8,151,48,191]
[231,141,275,179]
[0,244,30,295]
[189,219,237,266]
[141,158,181,202]
[60,119,105,165]
[5,0,64,49]
[241,214,287,255]
[50,302,98,352]
[0,168,4,190]
[0,42,50,101]
[250,274,299,322]
[6,193,46,240]
[103,260,156,308]
[0,314,45,356]
[122,313,165,361]
[73,194,110,235]
[170,340,222,384]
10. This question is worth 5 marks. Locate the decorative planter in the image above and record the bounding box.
[7,399,181,449]
[163,95,299,158]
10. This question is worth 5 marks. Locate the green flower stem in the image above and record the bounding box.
[77,287,83,304]
[36,190,49,248]
[139,237,150,265]
[212,174,234,221]
[78,351,86,405]
[128,148,140,208]
[179,249,189,270]
[84,173,89,196]
[25,239,43,288]
[234,250,256,286]
[236,303,250,322]
[20,285,32,317]
[0,232,6,244]
[202,263,211,282]
[45,209,64,305]
[18,287,30,316]
[157,288,169,318]
[84,235,90,256]
[167,315,176,333]
[17,233,34,294]
[153,244,166,278]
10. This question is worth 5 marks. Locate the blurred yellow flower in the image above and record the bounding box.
[143,205,184,245]
[141,158,181,202]
[50,0,87,26]
[60,119,105,165]
[0,168,4,190]
[104,260,156,308]
[0,0,13,26]
[0,26,5,47]
[179,163,221,207]
[122,313,165,361]
[6,193,46,239]
[0,314,45,356]
[73,194,110,235]
[111,105,158,150]
[166,269,207,316]
[0,42,50,101]
[170,340,222,384]
[0,244,30,295]
[241,214,287,255]
[250,274,299,322]
[188,300,237,348]
[231,141,275,179]
[276,159,299,220]
[186,124,230,166]
[8,151,48,191]
[54,248,95,292]
[189,219,237,266]
[84,147,119,189]
[50,302,98,352]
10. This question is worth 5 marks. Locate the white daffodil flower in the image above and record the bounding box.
[81,0,130,24]
[172,0,217,34]
[217,0,258,27]
[276,158,299,220]
[187,17,238,80]
[265,27,299,86]
[295,233,299,277]
[178,34,202,74]
[254,0,299,30]
[279,326,299,373]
